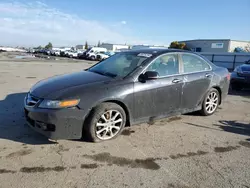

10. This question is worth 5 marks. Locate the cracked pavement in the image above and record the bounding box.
[0,58,250,188]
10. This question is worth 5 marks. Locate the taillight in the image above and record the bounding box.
[226,73,230,81]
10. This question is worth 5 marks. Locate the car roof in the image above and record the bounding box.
[122,48,192,55]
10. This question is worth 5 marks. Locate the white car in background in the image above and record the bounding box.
[65,50,79,58]
[85,47,108,60]
[96,51,115,60]
[51,50,60,56]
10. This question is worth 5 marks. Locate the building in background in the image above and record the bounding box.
[100,43,129,51]
[178,39,250,53]
[75,45,85,50]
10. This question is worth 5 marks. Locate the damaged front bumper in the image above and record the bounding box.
[24,106,86,140]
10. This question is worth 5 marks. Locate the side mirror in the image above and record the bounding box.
[138,71,159,82]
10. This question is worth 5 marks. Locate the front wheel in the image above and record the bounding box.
[83,103,126,142]
[200,88,220,116]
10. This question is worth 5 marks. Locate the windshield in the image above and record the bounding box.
[245,59,250,64]
[88,52,150,78]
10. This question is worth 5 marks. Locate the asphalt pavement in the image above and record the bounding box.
[0,59,249,188]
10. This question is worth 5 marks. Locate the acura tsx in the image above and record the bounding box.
[24,49,230,142]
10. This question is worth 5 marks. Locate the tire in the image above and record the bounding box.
[90,56,95,60]
[200,88,220,116]
[83,102,126,142]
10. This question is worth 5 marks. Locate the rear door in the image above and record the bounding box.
[179,53,213,111]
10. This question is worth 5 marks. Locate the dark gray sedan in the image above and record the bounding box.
[24,49,230,142]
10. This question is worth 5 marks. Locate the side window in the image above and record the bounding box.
[181,54,211,73]
[147,54,179,77]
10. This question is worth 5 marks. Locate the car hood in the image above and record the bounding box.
[241,64,250,72]
[30,71,112,98]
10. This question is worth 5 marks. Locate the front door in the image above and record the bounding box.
[133,53,183,122]
[179,53,213,111]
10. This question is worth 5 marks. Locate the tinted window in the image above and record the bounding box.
[181,54,210,73]
[146,54,179,77]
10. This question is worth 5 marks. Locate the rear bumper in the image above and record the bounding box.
[24,106,86,140]
[230,77,250,88]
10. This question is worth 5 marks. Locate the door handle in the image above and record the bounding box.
[172,78,182,83]
[205,73,212,78]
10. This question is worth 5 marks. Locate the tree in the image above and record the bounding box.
[169,41,190,50]
[85,41,88,49]
[169,41,179,49]
[97,40,101,47]
[35,45,43,50]
[45,42,53,49]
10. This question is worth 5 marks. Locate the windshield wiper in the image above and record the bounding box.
[103,72,117,78]
[89,70,105,76]
[89,70,117,78]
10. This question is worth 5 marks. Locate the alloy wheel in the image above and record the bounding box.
[95,110,123,140]
[205,91,219,114]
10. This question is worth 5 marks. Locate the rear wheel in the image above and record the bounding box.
[90,56,95,60]
[200,88,220,116]
[83,103,126,142]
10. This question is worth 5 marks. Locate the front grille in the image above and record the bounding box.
[26,93,40,107]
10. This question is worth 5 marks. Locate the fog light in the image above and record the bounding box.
[36,121,47,130]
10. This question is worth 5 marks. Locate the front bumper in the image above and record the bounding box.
[24,106,86,140]
[230,73,250,88]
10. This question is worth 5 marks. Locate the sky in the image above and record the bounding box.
[0,0,249,47]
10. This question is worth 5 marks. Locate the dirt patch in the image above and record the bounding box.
[148,117,156,125]
[26,76,36,79]
[169,150,208,160]
[76,146,82,148]
[168,183,189,188]
[81,164,100,169]
[166,116,182,123]
[82,152,161,170]
[121,129,135,136]
[20,166,66,173]
[214,146,240,153]
[239,141,250,148]
[0,169,16,174]
[6,149,32,158]
[56,145,69,153]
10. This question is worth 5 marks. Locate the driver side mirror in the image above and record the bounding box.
[138,71,159,83]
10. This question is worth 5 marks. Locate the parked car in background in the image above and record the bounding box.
[96,51,115,61]
[44,49,52,55]
[230,59,250,90]
[51,50,60,56]
[66,50,79,58]
[24,49,230,142]
[79,47,107,60]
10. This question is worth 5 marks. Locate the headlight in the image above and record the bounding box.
[38,99,80,109]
